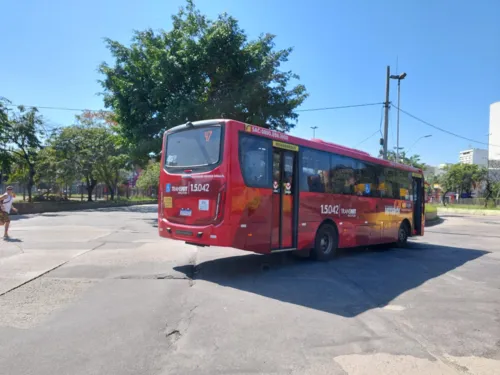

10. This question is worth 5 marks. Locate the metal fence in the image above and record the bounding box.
[441,197,500,207]
[4,181,156,201]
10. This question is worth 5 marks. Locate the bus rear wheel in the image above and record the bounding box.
[312,223,338,261]
[396,222,410,248]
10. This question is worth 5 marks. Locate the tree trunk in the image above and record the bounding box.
[442,190,451,206]
[484,180,493,208]
[27,166,36,202]
[105,180,115,201]
[85,176,98,202]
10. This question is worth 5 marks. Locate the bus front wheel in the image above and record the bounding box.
[312,223,338,261]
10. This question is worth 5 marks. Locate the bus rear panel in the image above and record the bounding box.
[158,120,233,247]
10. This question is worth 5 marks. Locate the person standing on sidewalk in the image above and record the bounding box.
[0,186,18,239]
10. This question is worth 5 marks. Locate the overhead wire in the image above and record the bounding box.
[353,105,384,148]
[7,99,498,149]
[296,102,384,112]
[5,103,105,112]
[6,102,386,113]
[393,104,500,148]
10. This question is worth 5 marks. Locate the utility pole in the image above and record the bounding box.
[311,126,318,138]
[383,66,390,160]
[390,72,407,162]
[396,78,401,162]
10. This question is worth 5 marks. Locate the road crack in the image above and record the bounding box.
[0,242,105,297]
[164,305,198,349]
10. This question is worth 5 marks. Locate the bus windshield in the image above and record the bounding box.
[165,126,222,169]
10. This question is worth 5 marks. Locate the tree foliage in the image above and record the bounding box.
[1,106,45,201]
[93,131,130,200]
[387,150,426,169]
[483,160,500,207]
[99,0,308,164]
[51,112,129,201]
[136,162,160,191]
[438,163,487,205]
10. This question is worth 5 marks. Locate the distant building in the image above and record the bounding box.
[489,102,500,162]
[423,166,436,177]
[424,163,451,177]
[459,148,488,167]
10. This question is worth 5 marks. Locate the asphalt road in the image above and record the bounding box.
[0,206,499,375]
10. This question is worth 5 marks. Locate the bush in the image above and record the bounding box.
[426,205,437,214]
[33,193,69,202]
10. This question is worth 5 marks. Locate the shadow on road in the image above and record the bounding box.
[9,214,35,222]
[174,242,488,318]
[3,237,23,243]
[425,217,445,227]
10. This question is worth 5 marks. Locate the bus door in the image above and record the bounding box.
[412,174,424,235]
[271,144,299,250]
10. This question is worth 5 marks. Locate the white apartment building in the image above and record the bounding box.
[489,102,500,161]
[459,148,488,167]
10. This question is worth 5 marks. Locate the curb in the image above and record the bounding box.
[14,200,157,215]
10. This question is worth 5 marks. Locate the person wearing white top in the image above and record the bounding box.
[0,186,18,239]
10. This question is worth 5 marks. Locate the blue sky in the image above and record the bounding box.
[1,0,499,166]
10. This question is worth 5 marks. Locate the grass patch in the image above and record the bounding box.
[426,205,437,214]
[430,203,500,211]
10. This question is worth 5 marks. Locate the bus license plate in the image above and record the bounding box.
[180,208,192,217]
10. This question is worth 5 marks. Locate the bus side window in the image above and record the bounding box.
[331,154,356,195]
[239,134,272,188]
[300,149,330,193]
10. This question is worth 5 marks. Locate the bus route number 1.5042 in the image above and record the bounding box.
[321,204,339,215]
[190,183,210,192]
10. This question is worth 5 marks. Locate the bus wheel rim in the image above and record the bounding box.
[399,227,406,242]
[320,233,332,254]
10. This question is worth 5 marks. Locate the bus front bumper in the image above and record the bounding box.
[158,218,230,247]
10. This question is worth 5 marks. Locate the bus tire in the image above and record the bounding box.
[396,221,410,248]
[312,223,338,261]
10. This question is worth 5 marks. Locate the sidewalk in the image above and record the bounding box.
[437,207,500,216]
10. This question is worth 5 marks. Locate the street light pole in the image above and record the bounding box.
[396,78,401,162]
[406,134,432,154]
[389,72,407,162]
[311,126,318,138]
[382,66,390,160]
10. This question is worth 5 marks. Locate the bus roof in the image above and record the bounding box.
[165,119,423,174]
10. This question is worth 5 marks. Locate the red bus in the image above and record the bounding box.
[158,119,425,260]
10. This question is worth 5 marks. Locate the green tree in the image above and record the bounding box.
[438,163,487,206]
[52,125,102,201]
[387,150,426,169]
[136,162,160,192]
[6,153,29,200]
[52,110,130,201]
[0,98,12,178]
[483,160,500,207]
[2,106,45,202]
[98,0,308,164]
[35,146,58,195]
[94,130,130,201]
